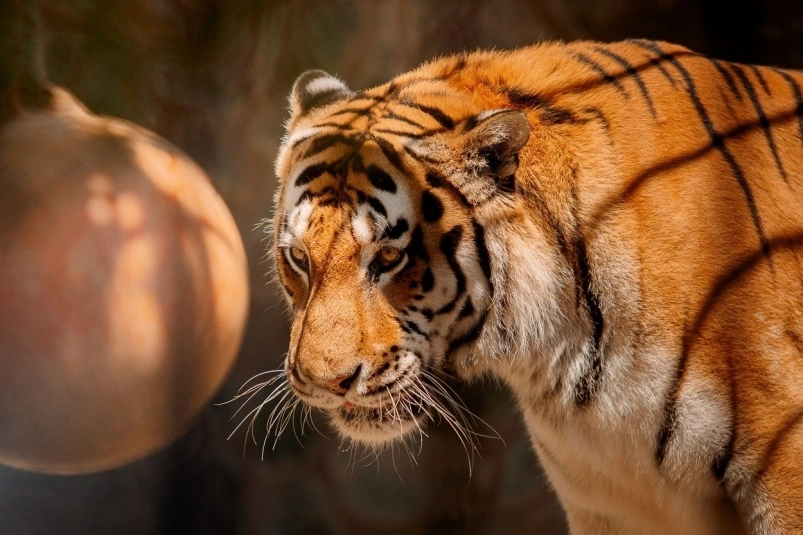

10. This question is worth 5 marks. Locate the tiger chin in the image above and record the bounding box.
[270,40,803,534]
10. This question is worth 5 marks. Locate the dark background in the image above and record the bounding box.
[1,1,802,534]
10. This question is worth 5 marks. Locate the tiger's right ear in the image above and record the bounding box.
[289,70,352,122]
[451,109,530,205]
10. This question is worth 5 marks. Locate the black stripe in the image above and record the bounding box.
[371,362,391,378]
[397,77,446,92]
[581,106,610,132]
[279,279,294,298]
[383,218,409,240]
[772,68,803,144]
[755,408,803,481]
[365,165,397,193]
[712,408,736,481]
[436,225,467,315]
[365,196,387,217]
[507,88,547,108]
[354,189,387,217]
[426,172,444,188]
[405,321,426,337]
[593,46,656,117]
[437,55,468,80]
[732,64,789,183]
[303,133,358,159]
[462,112,484,132]
[294,163,328,187]
[573,238,604,406]
[295,190,315,206]
[354,189,388,217]
[383,81,401,99]
[330,106,373,117]
[398,100,455,129]
[749,65,771,95]
[570,51,630,99]
[506,88,578,125]
[577,240,603,346]
[713,352,740,481]
[290,132,316,149]
[372,128,429,138]
[708,58,743,101]
[541,106,578,125]
[633,45,677,88]
[655,396,678,468]
[314,121,353,130]
[403,145,441,165]
[421,268,434,292]
[372,135,407,175]
[458,298,475,318]
[447,309,489,355]
[632,40,769,256]
[421,190,444,223]
[406,225,429,263]
[300,88,346,114]
[384,111,426,129]
[472,220,493,297]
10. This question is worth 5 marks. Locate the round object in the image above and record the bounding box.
[0,88,249,474]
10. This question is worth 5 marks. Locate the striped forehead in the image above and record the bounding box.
[281,143,415,244]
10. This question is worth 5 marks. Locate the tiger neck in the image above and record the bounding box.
[449,114,648,426]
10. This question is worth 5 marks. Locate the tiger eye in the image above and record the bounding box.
[289,246,307,264]
[378,246,402,265]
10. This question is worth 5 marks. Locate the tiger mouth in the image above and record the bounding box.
[335,399,425,424]
[329,396,427,442]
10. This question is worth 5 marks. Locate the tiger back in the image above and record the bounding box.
[271,39,803,534]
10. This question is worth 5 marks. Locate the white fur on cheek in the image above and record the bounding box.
[288,200,314,238]
[351,205,374,245]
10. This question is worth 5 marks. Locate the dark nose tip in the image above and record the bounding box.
[327,364,362,395]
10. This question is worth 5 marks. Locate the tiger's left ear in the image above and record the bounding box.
[289,70,352,123]
[454,109,530,205]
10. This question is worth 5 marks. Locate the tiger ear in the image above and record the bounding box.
[289,70,352,121]
[453,109,530,205]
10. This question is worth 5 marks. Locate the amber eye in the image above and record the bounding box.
[377,246,402,266]
[288,246,308,270]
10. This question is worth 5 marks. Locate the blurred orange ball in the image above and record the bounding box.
[0,88,249,474]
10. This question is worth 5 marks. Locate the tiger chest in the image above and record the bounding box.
[513,395,745,535]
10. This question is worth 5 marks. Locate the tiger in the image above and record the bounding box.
[269,39,803,534]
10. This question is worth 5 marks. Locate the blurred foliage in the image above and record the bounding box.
[1,1,803,534]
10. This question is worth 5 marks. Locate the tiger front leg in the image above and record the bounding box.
[729,415,803,534]
[563,508,639,535]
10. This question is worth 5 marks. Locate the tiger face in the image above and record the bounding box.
[273,70,530,444]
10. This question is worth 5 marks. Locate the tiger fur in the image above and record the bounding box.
[270,39,803,534]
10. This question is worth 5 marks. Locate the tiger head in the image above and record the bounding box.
[272,69,538,445]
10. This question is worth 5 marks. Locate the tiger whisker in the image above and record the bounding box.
[275,398,302,449]
[263,390,294,441]
[406,380,478,474]
[235,367,286,394]
[248,385,294,448]
[216,369,285,409]
[262,392,296,459]
[422,370,503,443]
[226,382,290,442]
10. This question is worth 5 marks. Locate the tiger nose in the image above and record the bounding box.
[313,364,363,395]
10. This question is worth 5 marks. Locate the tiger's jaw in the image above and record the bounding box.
[329,399,427,444]
[285,349,439,445]
[289,381,431,446]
